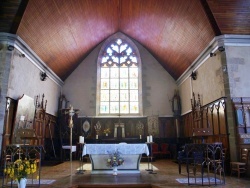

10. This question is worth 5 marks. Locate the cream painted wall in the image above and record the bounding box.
[226,46,250,97]
[179,77,192,114]
[178,53,225,113]
[63,36,177,117]
[137,40,177,116]
[62,43,99,116]
[7,49,61,116]
[192,53,225,105]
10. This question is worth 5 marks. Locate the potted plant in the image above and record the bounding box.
[103,128,111,136]
[4,158,38,188]
[107,150,124,175]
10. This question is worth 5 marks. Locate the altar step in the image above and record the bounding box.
[72,184,152,188]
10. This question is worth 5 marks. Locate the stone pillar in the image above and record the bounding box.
[0,42,13,155]
[221,48,237,161]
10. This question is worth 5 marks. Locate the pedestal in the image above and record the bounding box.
[113,166,118,175]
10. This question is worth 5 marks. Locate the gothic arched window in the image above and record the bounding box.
[97,34,142,116]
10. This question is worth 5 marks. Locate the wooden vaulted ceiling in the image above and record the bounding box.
[1,0,250,81]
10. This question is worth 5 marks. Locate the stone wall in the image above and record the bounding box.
[0,42,12,154]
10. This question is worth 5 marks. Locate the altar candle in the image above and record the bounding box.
[20,115,25,121]
[147,136,150,143]
[79,136,84,143]
[96,135,98,139]
[140,135,142,139]
[149,135,153,142]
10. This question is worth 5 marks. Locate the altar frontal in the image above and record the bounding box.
[82,143,149,174]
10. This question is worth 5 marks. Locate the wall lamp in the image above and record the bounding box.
[210,52,216,57]
[218,46,225,52]
[40,71,48,81]
[19,53,25,58]
[8,45,14,51]
[191,71,197,80]
[222,65,227,73]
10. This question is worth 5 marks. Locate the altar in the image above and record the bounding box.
[82,143,149,174]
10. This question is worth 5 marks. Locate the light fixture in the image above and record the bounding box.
[218,46,225,52]
[40,71,47,81]
[222,65,227,73]
[19,53,25,58]
[8,45,14,51]
[210,52,216,57]
[191,71,197,80]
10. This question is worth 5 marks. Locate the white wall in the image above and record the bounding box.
[226,46,250,97]
[179,77,192,114]
[62,43,99,117]
[192,53,225,105]
[63,35,177,117]
[136,40,177,116]
[178,52,225,113]
[7,49,61,116]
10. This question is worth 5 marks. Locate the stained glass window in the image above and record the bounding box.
[97,37,142,115]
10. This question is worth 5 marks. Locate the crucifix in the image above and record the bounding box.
[64,105,79,175]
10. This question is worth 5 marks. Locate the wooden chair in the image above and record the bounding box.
[177,150,187,174]
[160,143,171,158]
[152,143,161,159]
[207,148,227,184]
[230,148,249,178]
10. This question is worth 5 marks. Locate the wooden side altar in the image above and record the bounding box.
[82,143,149,174]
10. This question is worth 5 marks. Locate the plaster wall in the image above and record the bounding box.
[7,49,61,116]
[63,36,177,117]
[179,77,192,114]
[62,43,99,116]
[178,52,225,113]
[192,53,225,105]
[138,40,177,116]
[226,46,250,97]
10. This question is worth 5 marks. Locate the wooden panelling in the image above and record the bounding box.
[1,97,17,151]
[207,0,250,34]
[232,97,250,149]
[17,0,119,80]
[120,0,215,79]
[181,97,229,150]
[0,0,23,33]
[1,0,249,81]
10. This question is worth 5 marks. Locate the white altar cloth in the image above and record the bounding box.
[82,143,149,174]
[82,143,149,156]
[62,145,76,152]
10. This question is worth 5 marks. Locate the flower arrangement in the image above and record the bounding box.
[103,128,111,135]
[4,158,38,182]
[107,150,124,168]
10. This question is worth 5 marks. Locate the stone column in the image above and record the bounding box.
[221,48,237,161]
[0,42,13,155]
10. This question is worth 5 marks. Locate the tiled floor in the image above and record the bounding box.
[1,159,250,187]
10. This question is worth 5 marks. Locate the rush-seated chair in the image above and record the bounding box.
[230,148,249,178]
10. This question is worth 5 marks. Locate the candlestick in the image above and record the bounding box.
[96,135,98,139]
[79,136,84,144]
[140,135,142,139]
[147,136,150,143]
[149,135,153,142]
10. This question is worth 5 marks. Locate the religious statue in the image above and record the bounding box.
[172,90,181,117]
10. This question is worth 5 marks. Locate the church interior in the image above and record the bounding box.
[0,0,250,187]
